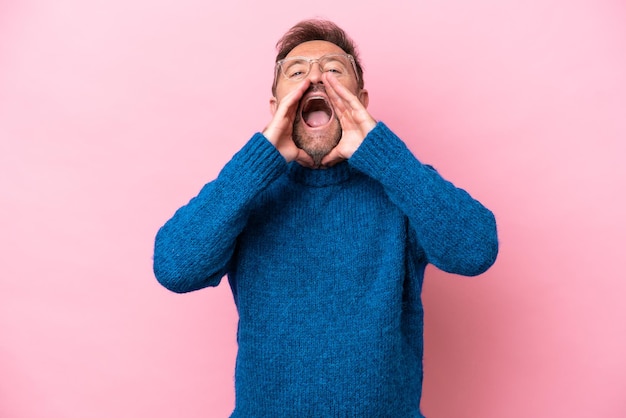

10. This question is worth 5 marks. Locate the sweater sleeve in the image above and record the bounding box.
[348,122,498,276]
[153,133,287,293]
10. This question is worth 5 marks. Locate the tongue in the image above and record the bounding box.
[304,110,330,127]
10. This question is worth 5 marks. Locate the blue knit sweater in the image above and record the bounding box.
[153,122,498,417]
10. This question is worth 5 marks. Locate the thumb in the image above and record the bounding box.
[321,147,346,167]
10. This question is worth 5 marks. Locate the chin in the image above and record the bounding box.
[291,84,343,166]
[293,122,341,167]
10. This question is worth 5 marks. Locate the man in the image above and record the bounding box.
[154,19,498,417]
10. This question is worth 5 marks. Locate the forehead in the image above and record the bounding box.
[285,40,346,59]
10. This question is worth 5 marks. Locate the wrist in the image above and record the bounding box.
[263,133,295,163]
[361,118,377,137]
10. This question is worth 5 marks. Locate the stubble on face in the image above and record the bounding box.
[292,85,342,167]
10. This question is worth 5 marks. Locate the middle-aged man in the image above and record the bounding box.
[154,18,499,417]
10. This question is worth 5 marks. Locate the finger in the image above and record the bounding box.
[323,74,347,114]
[276,79,310,116]
[323,73,363,111]
[323,73,376,135]
[264,80,309,144]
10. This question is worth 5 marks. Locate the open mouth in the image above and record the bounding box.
[300,96,333,128]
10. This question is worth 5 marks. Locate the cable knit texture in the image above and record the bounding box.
[153,122,498,417]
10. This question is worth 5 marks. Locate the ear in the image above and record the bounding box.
[358,89,369,109]
[269,97,278,115]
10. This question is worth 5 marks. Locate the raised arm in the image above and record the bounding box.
[321,72,498,276]
[349,123,498,276]
[154,78,318,292]
[153,136,286,293]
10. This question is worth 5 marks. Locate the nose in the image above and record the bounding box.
[307,61,324,84]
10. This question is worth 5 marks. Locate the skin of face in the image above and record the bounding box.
[270,40,368,166]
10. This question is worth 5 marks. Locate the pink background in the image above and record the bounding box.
[2,0,625,417]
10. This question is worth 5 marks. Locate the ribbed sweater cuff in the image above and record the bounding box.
[349,122,421,179]
[222,133,287,194]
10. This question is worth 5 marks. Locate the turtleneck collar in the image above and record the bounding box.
[287,161,354,187]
